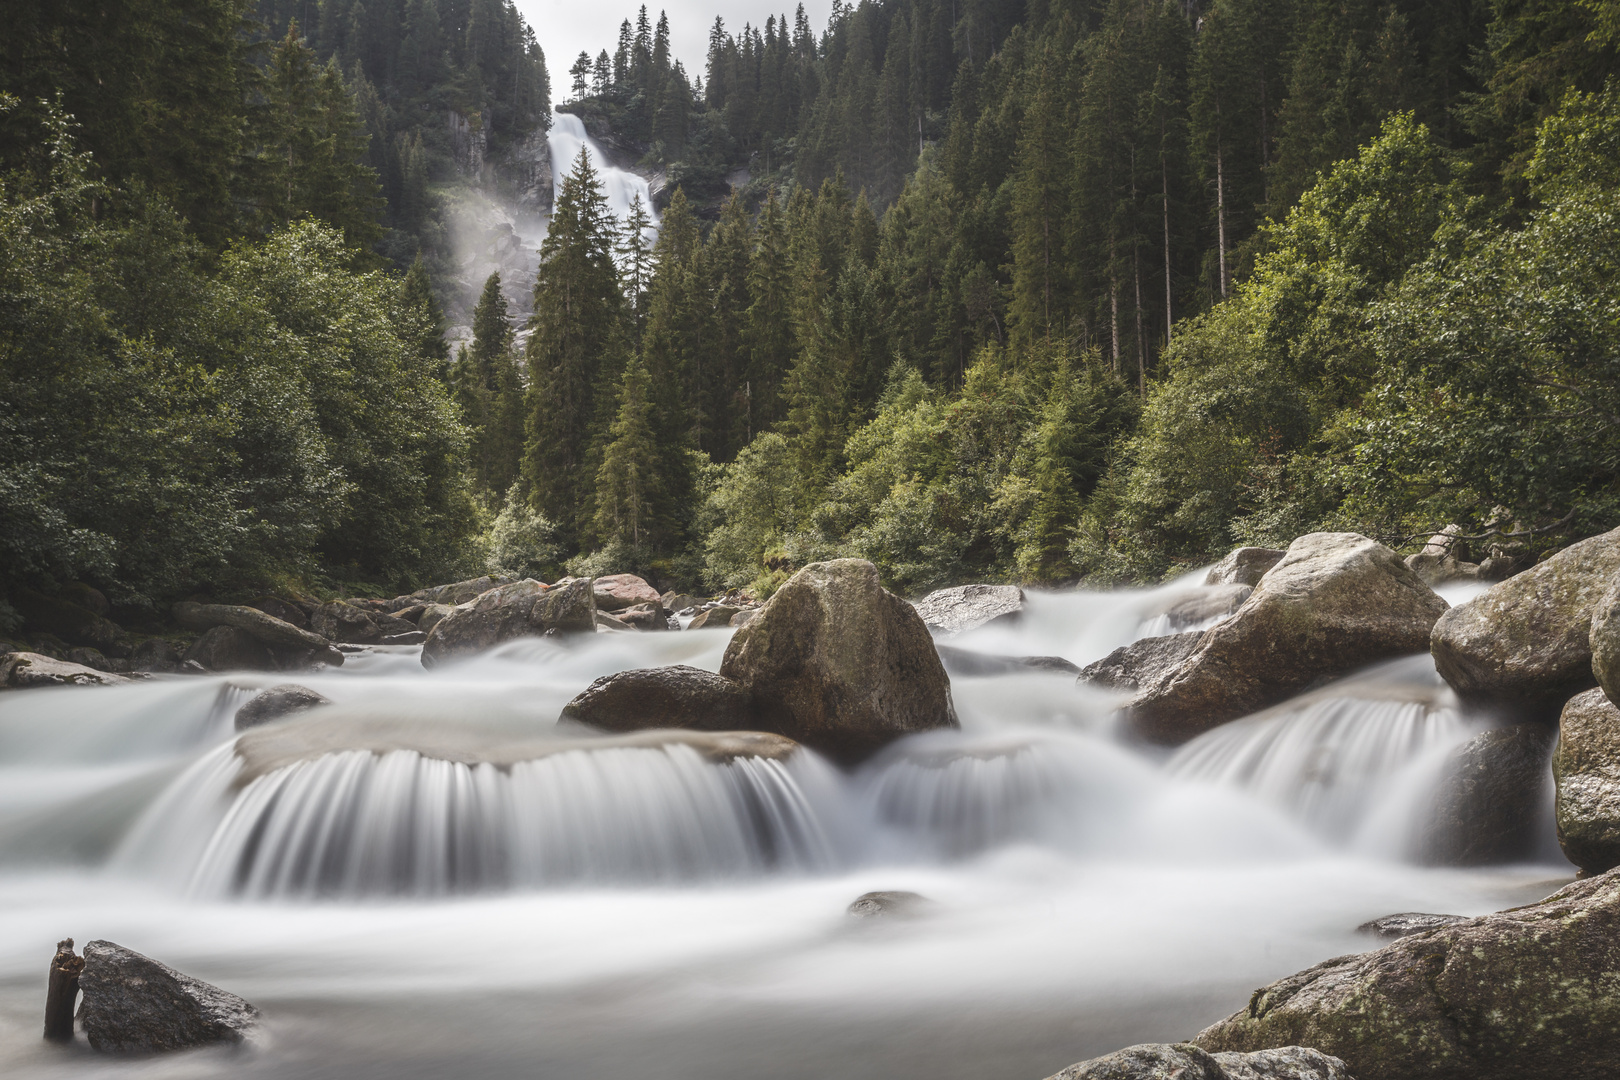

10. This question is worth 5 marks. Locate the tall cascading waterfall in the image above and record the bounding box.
[547,111,660,243]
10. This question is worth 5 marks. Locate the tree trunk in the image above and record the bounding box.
[44,939,82,1042]
[1215,122,1228,299]
[1162,132,1173,344]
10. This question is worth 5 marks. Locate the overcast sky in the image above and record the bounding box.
[515,0,834,89]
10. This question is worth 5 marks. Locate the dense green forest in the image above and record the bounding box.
[2,0,1619,629]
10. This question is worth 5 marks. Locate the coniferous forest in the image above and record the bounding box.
[3,0,1619,621]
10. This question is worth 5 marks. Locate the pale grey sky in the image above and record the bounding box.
[515,0,834,91]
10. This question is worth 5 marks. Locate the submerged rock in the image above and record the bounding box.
[1431,525,1620,717]
[720,559,958,763]
[234,684,332,731]
[1045,1043,1352,1080]
[1554,688,1620,875]
[911,584,1024,636]
[1356,912,1470,939]
[1205,547,1287,587]
[77,939,259,1053]
[0,651,130,689]
[846,890,932,920]
[1418,725,1555,865]
[420,578,595,666]
[562,666,753,733]
[1124,533,1447,744]
[936,645,1080,677]
[1194,869,1620,1079]
[232,709,799,783]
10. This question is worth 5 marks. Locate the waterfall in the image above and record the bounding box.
[124,742,848,899]
[547,112,660,242]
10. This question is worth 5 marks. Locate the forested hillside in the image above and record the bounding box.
[2,0,1618,633]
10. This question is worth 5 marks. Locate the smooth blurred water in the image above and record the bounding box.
[0,578,1570,1079]
[548,112,660,241]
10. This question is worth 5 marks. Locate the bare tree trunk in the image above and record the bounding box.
[1109,238,1121,371]
[1162,137,1173,344]
[1133,246,1146,394]
[44,939,82,1042]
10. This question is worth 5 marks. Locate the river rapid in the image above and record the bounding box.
[0,576,1571,1079]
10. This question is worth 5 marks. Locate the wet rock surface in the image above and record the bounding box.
[1194,869,1620,1079]
[234,684,332,731]
[1431,525,1620,717]
[561,666,753,733]
[1205,547,1287,587]
[1124,533,1448,744]
[1554,688,1620,875]
[936,645,1080,677]
[77,939,259,1053]
[1418,724,1555,865]
[720,559,957,763]
[420,578,596,666]
[0,651,130,689]
[1078,633,1203,693]
[846,890,932,920]
[911,584,1024,636]
[1356,912,1470,939]
[1045,1043,1353,1080]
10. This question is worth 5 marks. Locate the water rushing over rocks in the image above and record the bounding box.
[0,573,1572,1079]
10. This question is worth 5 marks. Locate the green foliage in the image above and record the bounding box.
[483,484,563,579]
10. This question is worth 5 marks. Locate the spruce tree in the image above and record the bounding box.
[593,356,662,547]
[523,148,623,540]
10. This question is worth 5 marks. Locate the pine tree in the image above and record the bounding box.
[619,193,655,332]
[745,190,796,438]
[523,148,623,540]
[593,356,662,547]
[1009,50,1071,347]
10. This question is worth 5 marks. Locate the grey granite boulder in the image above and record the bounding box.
[0,651,130,689]
[911,584,1024,636]
[77,940,258,1053]
[1431,525,1620,717]
[1194,869,1620,1079]
[1205,547,1287,587]
[1045,1043,1352,1080]
[1122,534,1447,744]
[1077,633,1203,694]
[560,665,754,733]
[1554,687,1620,875]
[720,559,958,763]
[1590,576,1620,706]
[420,578,596,667]
[183,626,275,672]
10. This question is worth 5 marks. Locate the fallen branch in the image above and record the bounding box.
[44,938,83,1042]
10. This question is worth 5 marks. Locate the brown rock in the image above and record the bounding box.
[617,602,670,631]
[592,573,662,611]
[560,665,754,733]
[719,559,958,763]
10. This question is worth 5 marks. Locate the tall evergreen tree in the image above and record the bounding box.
[593,356,662,547]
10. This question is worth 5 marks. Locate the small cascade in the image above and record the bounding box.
[1168,656,1481,845]
[156,743,846,899]
[547,112,660,240]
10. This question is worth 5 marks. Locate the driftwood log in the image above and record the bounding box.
[44,938,83,1041]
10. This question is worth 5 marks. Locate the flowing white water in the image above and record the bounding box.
[0,579,1570,1079]
[548,111,660,240]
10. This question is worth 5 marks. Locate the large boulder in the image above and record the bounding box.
[1194,869,1620,1079]
[0,651,130,689]
[1417,725,1554,865]
[719,559,957,763]
[592,573,663,611]
[310,601,416,645]
[1079,633,1203,693]
[410,575,513,607]
[77,940,259,1053]
[1123,534,1448,744]
[1045,1043,1352,1080]
[911,584,1024,637]
[1590,577,1620,706]
[1205,547,1287,587]
[1431,525,1620,717]
[234,684,332,731]
[183,626,276,672]
[173,601,341,664]
[419,578,595,667]
[560,665,754,733]
[1553,687,1620,875]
